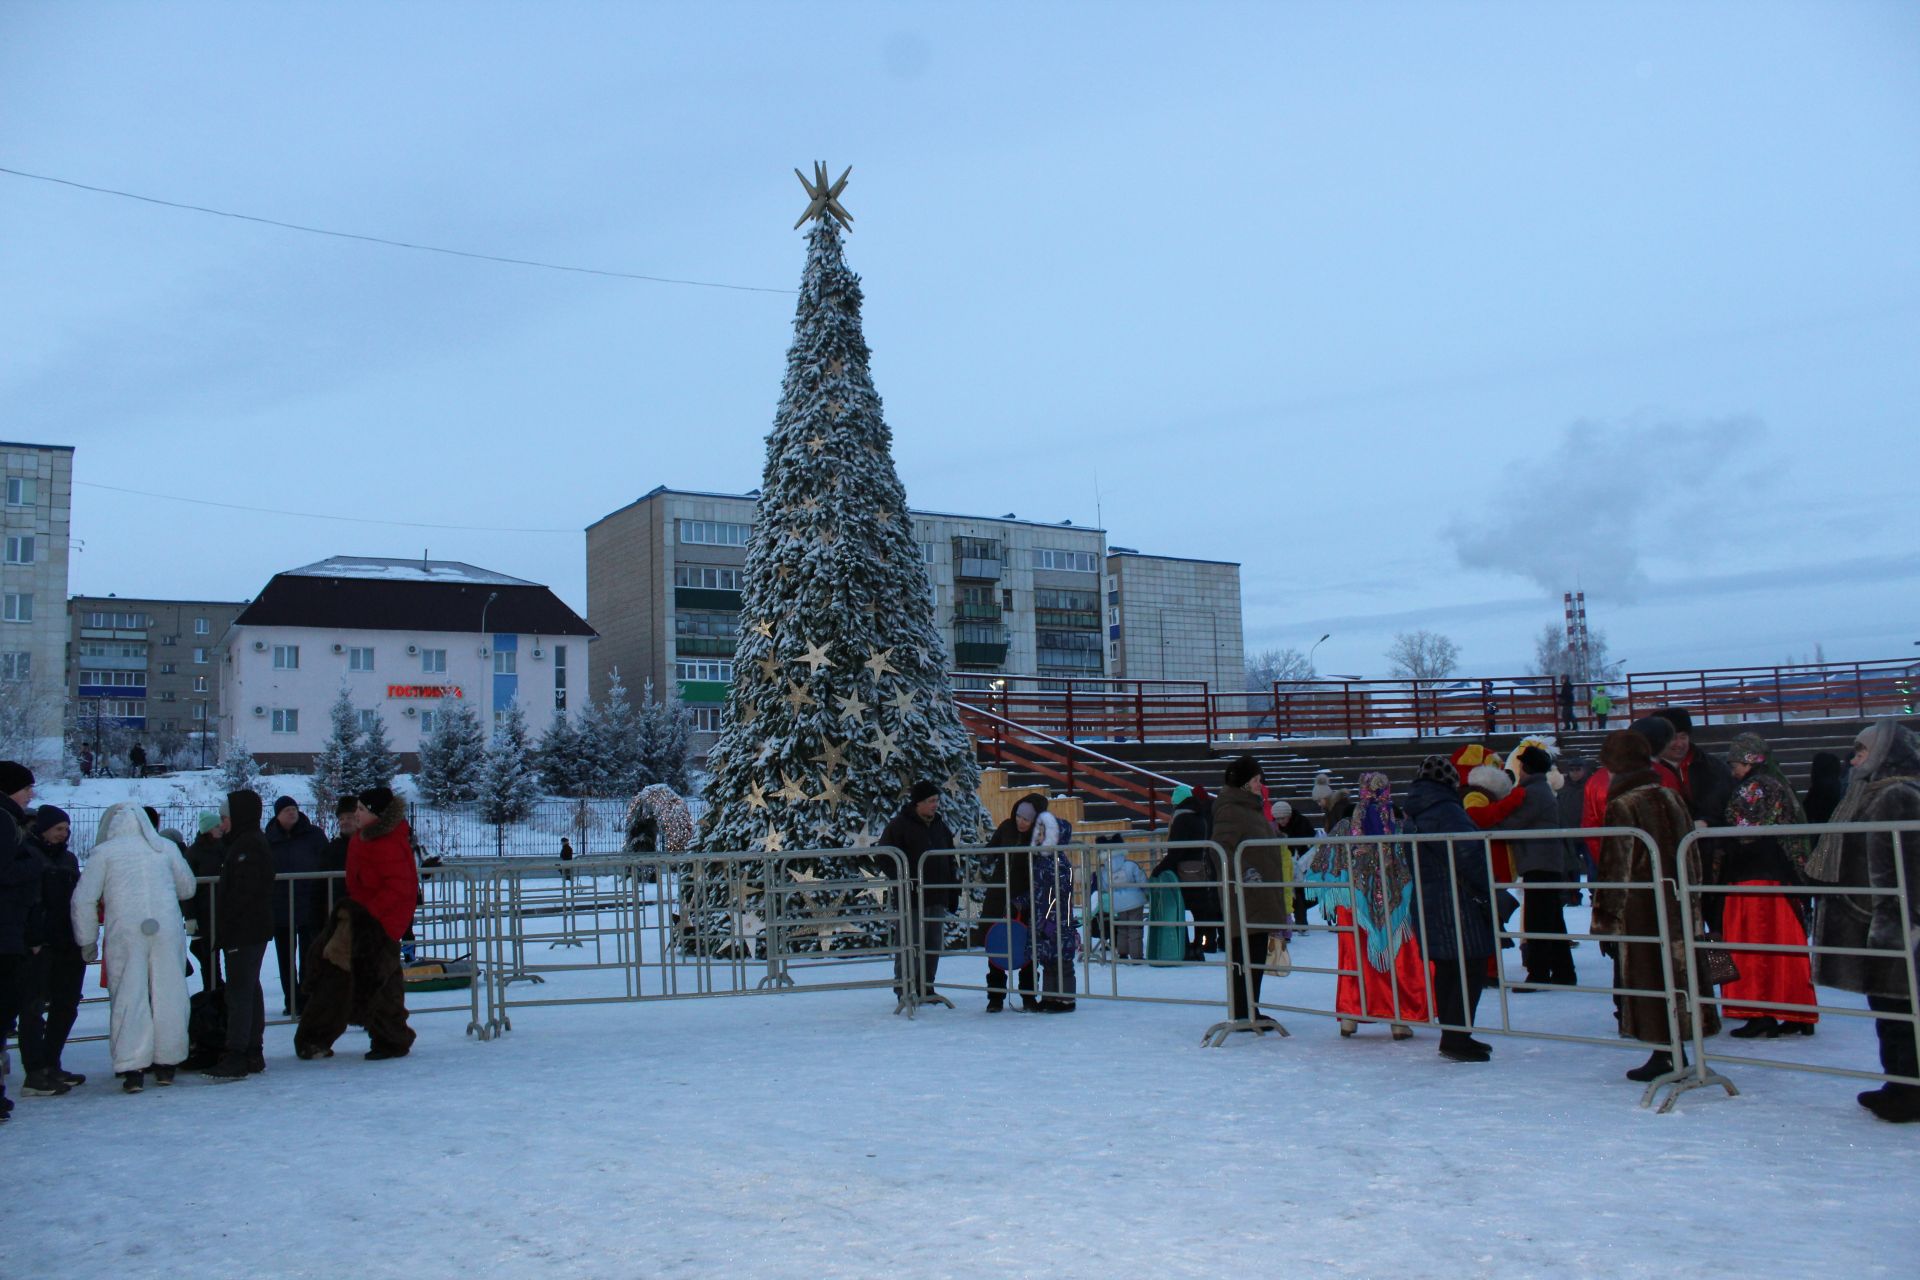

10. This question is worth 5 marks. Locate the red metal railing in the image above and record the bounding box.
[957,702,1180,827]
[951,658,1920,745]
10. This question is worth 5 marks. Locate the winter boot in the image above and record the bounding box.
[1730,1018,1780,1039]
[1390,1024,1414,1041]
[22,1070,72,1097]
[205,1055,250,1081]
[1339,1018,1358,1037]
[985,995,1004,1013]
[247,1052,266,1074]
[1625,1050,1681,1083]
[56,1068,86,1086]
[120,1071,145,1093]
[1858,1086,1920,1123]
[294,1040,333,1060]
[152,1065,176,1087]
[1438,1034,1491,1063]
[1778,1020,1816,1037]
[365,1043,409,1061]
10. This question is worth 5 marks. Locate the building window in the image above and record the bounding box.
[553,644,567,710]
[272,645,300,670]
[78,642,146,660]
[678,519,750,547]
[419,710,437,735]
[193,675,208,692]
[919,543,936,564]
[348,647,375,672]
[2,652,28,681]
[194,617,210,635]
[159,663,178,675]
[3,536,33,565]
[1032,548,1098,573]
[357,710,380,733]
[158,691,176,703]
[160,636,176,646]
[193,647,208,664]
[690,705,725,732]
[493,650,516,675]
[2,593,30,623]
[673,565,743,590]
[421,648,447,674]
[78,670,143,688]
[99,699,146,719]
[675,660,733,682]
[4,476,35,506]
[271,708,299,734]
[192,703,207,722]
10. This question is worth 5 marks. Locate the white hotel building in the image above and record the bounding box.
[219,557,594,771]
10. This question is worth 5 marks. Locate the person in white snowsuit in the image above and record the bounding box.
[70,803,196,1088]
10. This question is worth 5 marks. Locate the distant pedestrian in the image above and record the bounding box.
[1154,785,1223,959]
[1402,755,1497,1062]
[1588,685,1613,730]
[69,802,197,1092]
[560,836,575,886]
[0,761,44,1117]
[208,791,276,1080]
[1481,681,1498,735]
[185,809,227,994]
[980,802,1038,1011]
[129,741,148,779]
[1559,676,1578,731]
[878,781,958,1006]
[1500,745,1579,989]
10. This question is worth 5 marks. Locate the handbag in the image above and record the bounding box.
[1696,933,1740,988]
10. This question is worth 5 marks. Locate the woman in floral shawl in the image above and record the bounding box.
[1716,733,1819,1038]
[1301,772,1429,1038]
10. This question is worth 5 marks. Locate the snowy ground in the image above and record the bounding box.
[6,903,1917,1279]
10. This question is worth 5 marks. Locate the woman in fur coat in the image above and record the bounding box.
[1592,730,1718,1084]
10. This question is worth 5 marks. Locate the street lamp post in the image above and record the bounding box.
[478,591,499,735]
[1308,633,1331,675]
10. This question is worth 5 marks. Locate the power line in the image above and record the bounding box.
[75,480,578,535]
[0,164,794,295]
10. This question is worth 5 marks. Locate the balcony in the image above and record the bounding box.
[75,653,147,671]
[674,635,737,657]
[954,602,1003,622]
[954,557,1003,582]
[676,680,729,704]
[1035,610,1099,630]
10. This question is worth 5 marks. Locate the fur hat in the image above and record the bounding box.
[1601,728,1655,775]
[1415,754,1459,788]
[1652,706,1694,735]
[1467,764,1514,799]
[1628,716,1675,756]
[358,786,395,816]
[1223,754,1261,788]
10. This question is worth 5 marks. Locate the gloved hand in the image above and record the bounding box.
[81,943,100,963]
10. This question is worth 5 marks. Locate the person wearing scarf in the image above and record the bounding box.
[1716,733,1818,1039]
[1592,729,1719,1084]
[1805,719,1920,1123]
[1300,771,1429,1039]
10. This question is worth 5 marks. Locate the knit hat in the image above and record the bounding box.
[30,804,70,835]
[1223,754,1260,788]
[197,810,221,834]
[0,760,33,794]
[1628,716,1675,755]
[1014,800,1037,822]
[1652,706,1695,735]
[908,780,940,804]
[273,794,300,815]
[1271,800,1293,824]
[1170,783,1194,807]
[1416,754,1458,788]
[358,786,395,816]
[1725,733,1770,768]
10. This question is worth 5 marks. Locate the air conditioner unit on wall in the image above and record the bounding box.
[252,640,266,652]
[406,644,419,656]
[478,647,490,658]
[530,647,545,660]
[402,706,417,718]
[252,705,266,716]
[331,643,345,654]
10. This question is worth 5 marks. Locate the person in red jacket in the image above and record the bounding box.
[293,788,417,1062]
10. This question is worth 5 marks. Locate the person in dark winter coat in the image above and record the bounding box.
[878,781,960,1004]
[979,804,1037,1011]
[1804,720,1920,1122]
[265,796,329,1017]
[1803,752,1847,826]
[17,806,85,1093]
[208,790,276,1079]
[296,787,418,1061]
[184,810,226,993]
[1499,745,1580,989]
[1593,729,1718,1084]
[1559,676,1578,731]
[0,761,42,1119]
[1402,756,1497,1061]
[1155,785,1223,958]
[1652,706,1735,828]
[1212,757,1285,1026]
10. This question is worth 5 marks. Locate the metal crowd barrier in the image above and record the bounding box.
[1669,820,1920,1111]
[917,840,1241,1021]
[461,848,916,1036]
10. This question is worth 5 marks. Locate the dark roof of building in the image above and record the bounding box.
[1106,548,1241,568]
[234,557,595,637]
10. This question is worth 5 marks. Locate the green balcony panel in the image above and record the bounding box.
[674,636,737,657]
[675,588,744,612]
[677,680,730,703]
[954,642,1010,666]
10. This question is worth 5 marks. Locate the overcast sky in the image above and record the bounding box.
[4,1,1916,680]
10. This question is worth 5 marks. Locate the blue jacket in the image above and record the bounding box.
[1400,778,1496,962]
[1095,847,1147,913]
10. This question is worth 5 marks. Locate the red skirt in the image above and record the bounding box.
[1721,880,1817,1024]
[1335,906,1432,1023]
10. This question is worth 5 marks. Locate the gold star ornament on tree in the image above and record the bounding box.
[794,161,854,232]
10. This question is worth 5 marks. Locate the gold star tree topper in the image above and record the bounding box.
[794,161,854,232]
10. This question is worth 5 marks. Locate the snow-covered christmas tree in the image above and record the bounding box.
[310,687,359,818]
[418,699,487,808]
[481,701,541,826]
[353,711,399,793]
[697,163,985,872]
